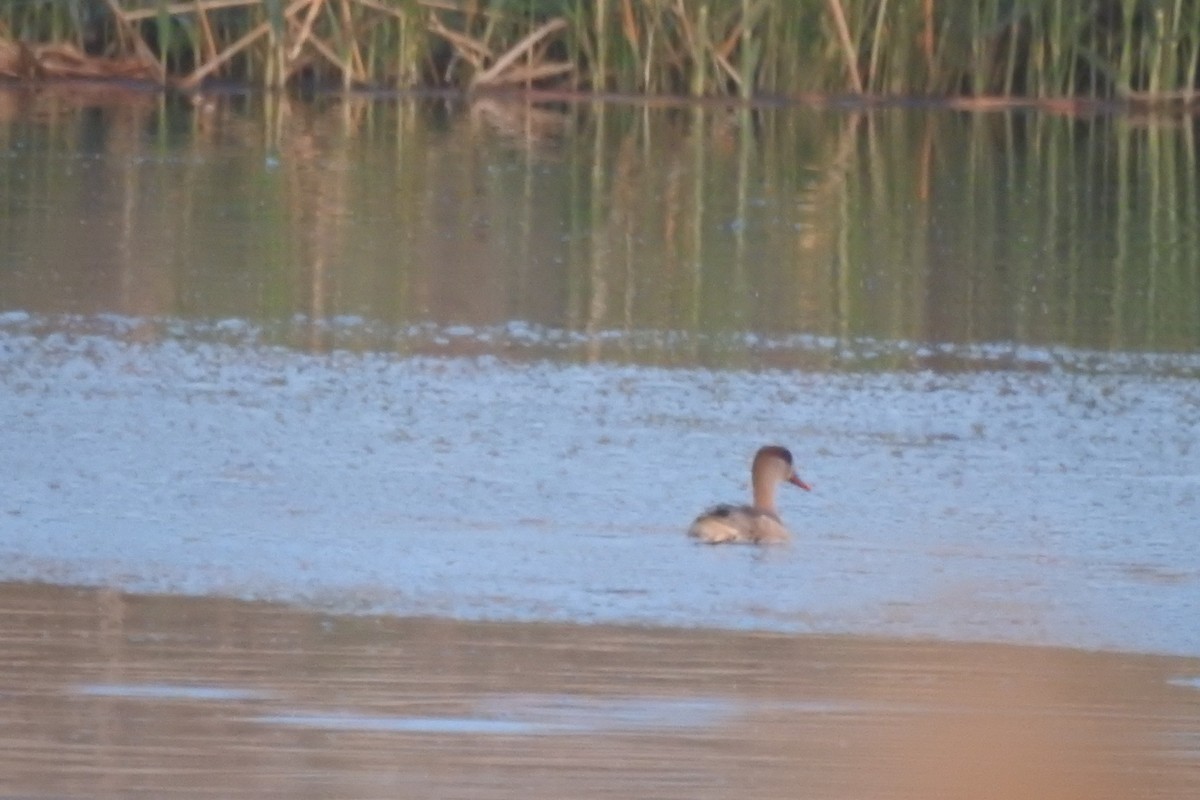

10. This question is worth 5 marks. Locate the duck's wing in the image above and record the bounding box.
[688,504,756,544]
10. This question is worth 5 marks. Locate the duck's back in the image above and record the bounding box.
[688,504,790,544]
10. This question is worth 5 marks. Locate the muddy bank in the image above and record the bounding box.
[2,581,1198,800]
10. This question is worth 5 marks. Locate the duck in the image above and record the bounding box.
[688,445,811,544]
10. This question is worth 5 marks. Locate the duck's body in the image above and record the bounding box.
[688,445,810,545]
[687,504,792,544]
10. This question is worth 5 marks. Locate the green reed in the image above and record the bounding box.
[1,0,88,45]
[4,0,1200,98]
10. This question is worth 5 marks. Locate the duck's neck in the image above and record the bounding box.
[752,479,777,514]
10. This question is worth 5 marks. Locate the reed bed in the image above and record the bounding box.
[2,0,1200,100]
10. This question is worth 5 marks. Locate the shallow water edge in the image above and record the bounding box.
[2,581,1198,800]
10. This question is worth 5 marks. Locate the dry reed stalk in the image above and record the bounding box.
[102,0,166,81]
[620,0,639,68]
[337,0,366,86]
[921,0,935,75]
[471,16,567,87]
[175,0,311,87]
[301,21,354,80]
[824,0,863,94]
[865,0,889,91]
[707,5,750,93]
[288,0,325,61]
[427,13,489,70]
[193,0,220,66]
[286,0,326,61]
[476,60,573,87]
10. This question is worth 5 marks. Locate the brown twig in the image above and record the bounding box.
[427,13,491,70]
[471,17,567,88]
[288,0,326,62]
[824,0,864,94]
[102,0,166,82]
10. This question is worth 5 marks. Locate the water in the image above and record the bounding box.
[1,86,1199,797]
[2,309,1197,654]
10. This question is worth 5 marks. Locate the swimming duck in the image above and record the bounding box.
[688,445,811,544]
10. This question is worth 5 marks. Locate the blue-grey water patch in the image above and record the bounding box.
[253,695,734,736]
[76,683,273,702]
[254,714,554,735]
[3,315,1198,656]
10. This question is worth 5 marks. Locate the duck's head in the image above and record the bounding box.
[753,445,812,492]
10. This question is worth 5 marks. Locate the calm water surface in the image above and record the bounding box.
[0,84,1199,796]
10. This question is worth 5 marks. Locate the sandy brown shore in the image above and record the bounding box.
[1,581,1197,799]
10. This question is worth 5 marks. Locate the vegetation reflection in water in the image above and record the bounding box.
[0,88,1197,369]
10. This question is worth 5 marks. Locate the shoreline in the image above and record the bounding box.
[5,76,1199,116]
[6,575,1200,662]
